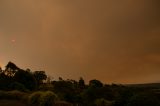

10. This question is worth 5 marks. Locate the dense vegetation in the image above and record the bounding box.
[0,61,160,106]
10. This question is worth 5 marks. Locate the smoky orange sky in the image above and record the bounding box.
[0,0,160,84]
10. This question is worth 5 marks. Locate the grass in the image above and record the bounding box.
[0,99,27,106]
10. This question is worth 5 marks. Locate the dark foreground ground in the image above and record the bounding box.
[0,100,27,106]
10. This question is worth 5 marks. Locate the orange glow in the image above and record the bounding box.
[11,39,16,43]
[0,0,159,84]
[0,62,2,68]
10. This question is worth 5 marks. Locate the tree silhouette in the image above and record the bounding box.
[89,79,103,88]
[33,71,47,86]
[14,69,37,90]
[4,61,19,77]
[78,77,85,91]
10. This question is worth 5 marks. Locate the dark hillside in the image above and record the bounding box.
[0,100,27,106]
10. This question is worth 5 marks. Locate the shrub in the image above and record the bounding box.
[126,92,160,106]
[8,82,28,92]
[6,90,28,101]
[29,91,57,106]
[39,91,57,106]
[28,91,43,106]
[38,84,54,91]
[0,90,28,101]
[94,98,113,106]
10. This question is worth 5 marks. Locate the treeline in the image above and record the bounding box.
[0,61,47,91]
[0,61,160,106]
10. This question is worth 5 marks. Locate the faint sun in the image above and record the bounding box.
[11,39,16,43]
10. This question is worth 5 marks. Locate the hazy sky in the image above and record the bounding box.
[0,0,160,83]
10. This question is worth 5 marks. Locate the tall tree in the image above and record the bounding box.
[78,77,85,90]
[5,61,19,77]
[89,79,103,88]
[0,67,2,73]
[33,71,47,85]
[14,69,37,90]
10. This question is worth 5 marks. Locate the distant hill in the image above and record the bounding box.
[126,83,160,89]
